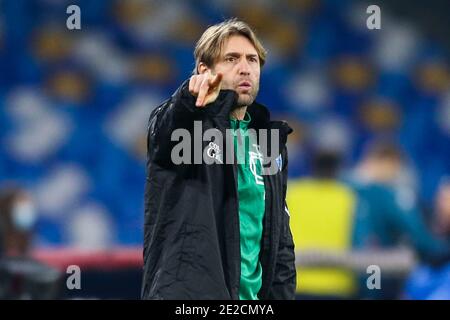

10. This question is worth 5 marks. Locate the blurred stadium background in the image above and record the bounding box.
[0,0,449,299]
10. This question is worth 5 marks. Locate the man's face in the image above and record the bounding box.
[210,35,261,107]
[364,157,402,183]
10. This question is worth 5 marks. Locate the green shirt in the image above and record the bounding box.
[230,112,266,300]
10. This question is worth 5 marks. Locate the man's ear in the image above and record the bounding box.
[198,63,210,75]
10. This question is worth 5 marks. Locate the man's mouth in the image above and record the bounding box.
[237,81,252,90]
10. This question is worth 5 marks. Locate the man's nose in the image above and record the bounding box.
[238,58,251,75]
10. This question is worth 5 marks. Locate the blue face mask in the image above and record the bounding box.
[12,201,37,231]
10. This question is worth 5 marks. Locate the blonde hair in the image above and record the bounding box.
[193,18,267,74]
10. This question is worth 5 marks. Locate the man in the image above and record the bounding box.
[141,19,295,300]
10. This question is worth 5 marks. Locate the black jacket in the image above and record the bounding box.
[141,80,296,300]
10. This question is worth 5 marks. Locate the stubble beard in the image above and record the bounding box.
[235,83,259,108]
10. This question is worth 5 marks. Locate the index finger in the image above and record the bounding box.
[196,79,209,107]
[209,73,222,87]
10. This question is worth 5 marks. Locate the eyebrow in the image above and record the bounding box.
[224,52,259,59]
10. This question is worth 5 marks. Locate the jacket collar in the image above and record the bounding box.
[206,89,293,147]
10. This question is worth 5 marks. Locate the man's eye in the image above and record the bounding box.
[249,57,258,63]
[225,57,236,62]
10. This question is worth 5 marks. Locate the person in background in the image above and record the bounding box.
[0,185,61,299]
[404,178,450,300]
[0,186,37,256]
[287,149,359,299]
[433,178,450,245]
[348,141,448,299]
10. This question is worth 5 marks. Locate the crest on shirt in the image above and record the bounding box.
[249,144,264,185]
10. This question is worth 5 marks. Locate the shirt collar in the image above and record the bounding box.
[230,111,252,129]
